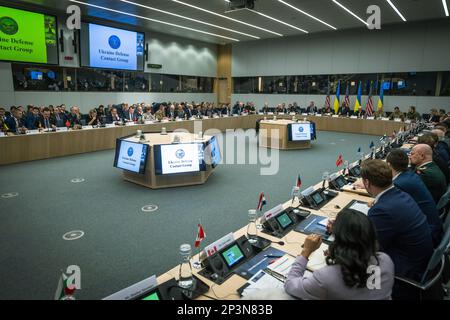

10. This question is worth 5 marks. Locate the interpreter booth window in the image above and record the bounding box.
[181,75,199,92]
[382,72,436,96]
[76,68,114,92]
[63,68,76,91]
[150,73,163,92]
[124,72,149,92]
[287,76,303,94]
[336,75,358,95]
[441,72,450,96]
[160,74,181,92]
[233,77,257,94]
[12,64,63,91]
[199,77,213,93]
[262,76,276,94]
[306,75,330,95]
[273,76,288,94]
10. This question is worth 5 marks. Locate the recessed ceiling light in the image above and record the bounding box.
[248,9,308,33]
[332,0,369,26]
[386,0,407,22]
[69,0,240,42]
[443,0,449,17]
[173,0,283,36]
[277,0,337,30]
[120,0,260,39]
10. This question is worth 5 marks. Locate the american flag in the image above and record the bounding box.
[325,95,331,109]
[344,84,350,107]
[366,82,374,116]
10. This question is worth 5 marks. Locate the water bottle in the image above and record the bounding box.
[247,210,258,244]
[178,244,194,291]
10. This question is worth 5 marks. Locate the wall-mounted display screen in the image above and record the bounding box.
[80,22,144,71]
[0,6,58,64]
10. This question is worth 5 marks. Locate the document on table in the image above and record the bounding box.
[349,201,370,215]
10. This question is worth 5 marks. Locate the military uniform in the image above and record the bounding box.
[415,161,447,204]
[389,111,405,121]
[155,110,165,121]
[406,111,421,121]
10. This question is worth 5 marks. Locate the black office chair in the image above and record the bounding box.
[395,221,450,300]
[437,184,450,219]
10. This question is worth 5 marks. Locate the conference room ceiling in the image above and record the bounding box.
[8,0,450,44]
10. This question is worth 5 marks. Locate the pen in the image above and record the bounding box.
[264,255,283,258]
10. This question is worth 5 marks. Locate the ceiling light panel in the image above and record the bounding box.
[120,0,260,39]
[69,0,240,41]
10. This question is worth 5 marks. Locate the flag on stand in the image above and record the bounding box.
[336,154,344,167]
[354,81,362,113]
[324,92,331,110]
[257,192,267,211]
[344,83,350,107]
[194,223,206,248]
[377,81,385,111]
[366,81,374,116]
[54,273,76,300]
[296,174,302,188]
[333,81,341,114]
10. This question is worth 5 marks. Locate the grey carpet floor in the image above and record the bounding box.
[0,130,380,299]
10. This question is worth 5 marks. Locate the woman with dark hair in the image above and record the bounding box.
[284,210,395,300]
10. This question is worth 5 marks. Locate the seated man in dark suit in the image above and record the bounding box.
[25,107,40,130]
[105,107,122,124]
[432,129,450,164]
[306,101,318,114]
[417,133,450,185]
[35,107,56,131]
[5,108,27,134]
[409,144,447,204]
[67,106,83,127]
[123,105,138,122]
[339,103,352,117]
[355,106,366,118]
[53,106,67,127]
[386,149,443,246]
[361,159,433,300]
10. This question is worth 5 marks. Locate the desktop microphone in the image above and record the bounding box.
[243,237,284,246]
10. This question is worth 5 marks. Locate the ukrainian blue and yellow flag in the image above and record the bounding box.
[354,81,362,112]
[377,81,384,111]
[333,80,341,114]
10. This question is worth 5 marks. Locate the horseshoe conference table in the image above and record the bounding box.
[0,115,407,165]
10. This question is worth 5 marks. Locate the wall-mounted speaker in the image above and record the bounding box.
[72,30,78,54]
[59,29,65,53]
[145,43,149,62]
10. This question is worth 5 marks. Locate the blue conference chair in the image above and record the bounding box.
[395,221,450,300]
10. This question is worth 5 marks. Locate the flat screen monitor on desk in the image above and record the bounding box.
[154,143,205,175]
[276,212,294,229]
[205,136,221,167]
[113,139,149,174]
[139,289,161,300]
[221,244,245,268]
[288,123,312,141]
[311,192,325,206]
